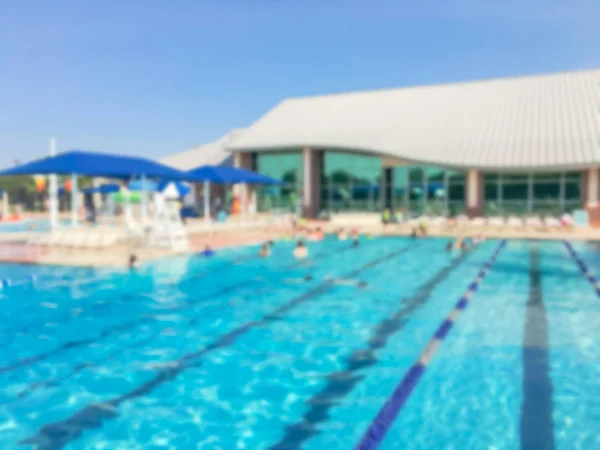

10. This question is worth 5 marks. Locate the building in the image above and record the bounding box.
[225,69,600,221]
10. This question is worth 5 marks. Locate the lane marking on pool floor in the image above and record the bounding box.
[0,239,372,375]
[18,244,418,450]
[269,247,475,450]
[520,245,555,450]
[564,240,600,295]
[353,240,507,450]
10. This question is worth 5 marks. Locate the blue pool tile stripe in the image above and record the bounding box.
[354,240,507,450]
[520,246,555,450]
[564,241,600,295]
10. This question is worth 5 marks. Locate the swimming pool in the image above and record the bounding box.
[0,219,70,233]
[0,237,599,449]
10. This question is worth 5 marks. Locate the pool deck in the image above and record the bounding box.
[1,216,600,268]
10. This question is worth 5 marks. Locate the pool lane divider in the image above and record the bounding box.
[19,244,418,450]
[564,241,600,295]
[269,248,473,450]
[354,240,507,450]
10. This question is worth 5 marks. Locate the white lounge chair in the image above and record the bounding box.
[487,216,505,231]
[525,216,545,231]
[544,216,561,230]
[469,217,486,229]
[506,216,524,229]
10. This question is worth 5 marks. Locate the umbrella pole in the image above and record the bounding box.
[140,174,147,221]
[49,138,58,229]
[71,173,78,227]
[241,183,247,223]
[2,191,8,219]
[203,180,210,222]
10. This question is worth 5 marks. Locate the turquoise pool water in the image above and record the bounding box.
[0,220,70,233]
[0,237,599,449]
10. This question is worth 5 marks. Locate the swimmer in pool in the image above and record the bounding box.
[312,227,324,241]
[259,243,271,257]
[128,254,138,270]
[327,278,368,288]
[445,240,453,252]
[202,245,215,257]
[293,240,309,259]
[410,227,418,239]
[284,275,313,284]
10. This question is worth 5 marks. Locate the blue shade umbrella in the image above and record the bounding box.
[157,181,191,197]
[186,165,282,185]
[0,150,190,180]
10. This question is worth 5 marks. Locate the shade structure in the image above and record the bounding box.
[186,165,282,185]
[158,181,191,197]
[0,150,191,180]
[82,183,120,194]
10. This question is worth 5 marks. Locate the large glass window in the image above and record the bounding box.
[482,171,581,216]
[256,153,302,213]
[447,170,465,216]
[391,165,465,217]
[321,152,381,213]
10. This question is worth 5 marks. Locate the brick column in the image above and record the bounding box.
[464,169,483,218]
[301,148,321,218]
[582,168,600,226]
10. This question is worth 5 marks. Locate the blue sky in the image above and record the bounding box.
[1,0,599,166]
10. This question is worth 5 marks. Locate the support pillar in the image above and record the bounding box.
[465,169,483,218]
[233,151,254,214]
[301,148,321,218]
[582,168,600,226]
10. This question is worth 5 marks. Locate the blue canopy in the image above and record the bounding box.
[0,150,191,180]
[128,179,158,192]
[187,165,282,185]
[157,180,191,197]
[82,183,121,194]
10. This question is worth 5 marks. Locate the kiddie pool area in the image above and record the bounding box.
[1,236,599,449]
[0,219,71,233]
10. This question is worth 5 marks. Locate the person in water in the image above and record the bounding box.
[284,275,313,284]
[313,227,325,241]
[293,240,309,259]
[202,245,215,257]
[337,227,348,240]
[128,254,138,270]
[410,227,418,239]
[328,278,368,288]
[445,240,453,252]
[259,243,271,257]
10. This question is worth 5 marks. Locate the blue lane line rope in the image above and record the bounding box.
[354,240,507,450]
[564,241,600,294]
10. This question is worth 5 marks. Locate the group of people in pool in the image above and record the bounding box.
[258,226,364,259]
[444,234,486,251]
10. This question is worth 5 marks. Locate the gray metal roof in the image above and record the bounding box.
[227,69,600,171]
[161,129,245,170]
